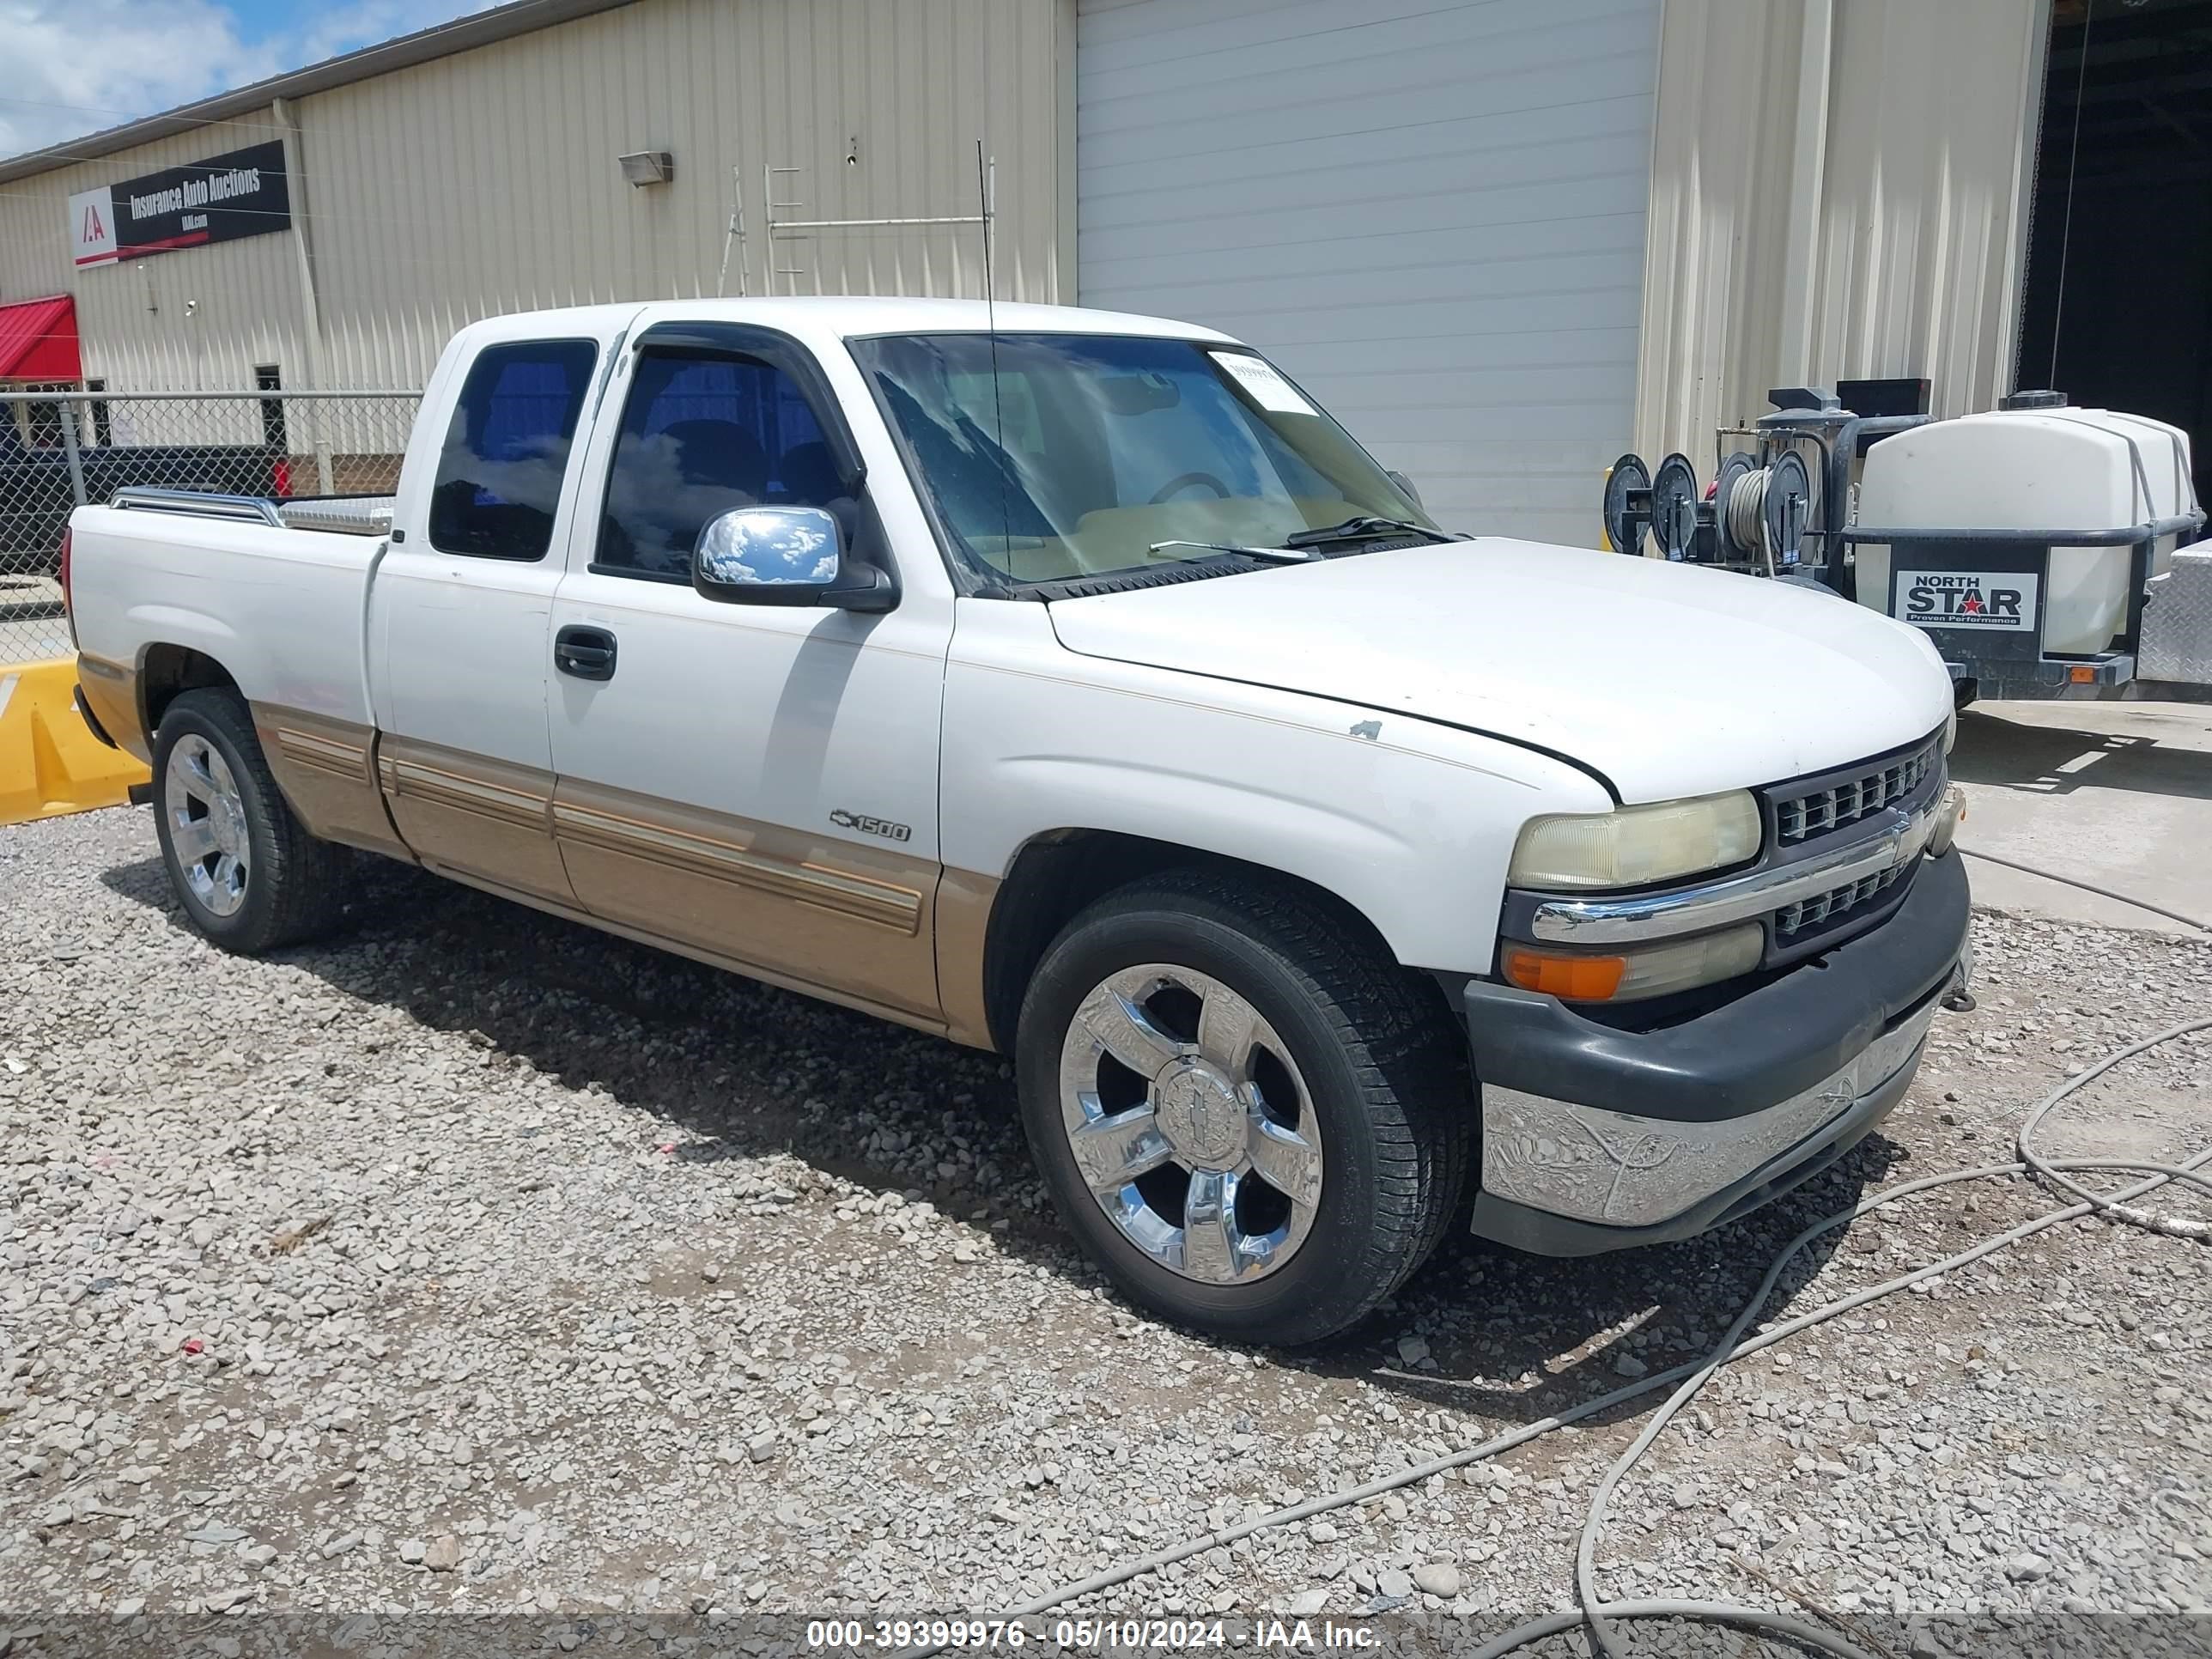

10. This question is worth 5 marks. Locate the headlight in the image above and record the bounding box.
[1502,924,1763,1003]
[1508,791,1761,890]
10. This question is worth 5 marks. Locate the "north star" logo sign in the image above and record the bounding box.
[1893,569,2039,631]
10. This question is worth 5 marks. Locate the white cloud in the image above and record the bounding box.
[0,0,487,159]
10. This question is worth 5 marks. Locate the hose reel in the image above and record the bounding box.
[1649,454,1699,562]
[1602,454,1650,556]
[1600,447,1815,574]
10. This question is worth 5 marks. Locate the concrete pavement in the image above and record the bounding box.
[1949,698,2212,938]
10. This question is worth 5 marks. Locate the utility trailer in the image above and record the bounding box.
[1604,388,2207,704]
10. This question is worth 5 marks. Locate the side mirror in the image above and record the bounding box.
[691,506,895,612]
[1387,470,1423,510]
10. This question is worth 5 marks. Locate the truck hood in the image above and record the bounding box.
[1044,538,1953,802]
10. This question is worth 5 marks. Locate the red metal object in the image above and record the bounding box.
[0,295,80,381]
[272,458,293,499]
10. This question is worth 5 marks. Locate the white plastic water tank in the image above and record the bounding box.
[1855,404,2197,655]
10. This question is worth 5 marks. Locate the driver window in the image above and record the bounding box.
[597,349,843,579]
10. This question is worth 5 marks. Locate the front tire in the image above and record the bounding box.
[151,688,349,953]
[1015,870,1470,1346]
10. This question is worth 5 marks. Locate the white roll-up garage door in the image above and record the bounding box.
[1077,0,1661,548]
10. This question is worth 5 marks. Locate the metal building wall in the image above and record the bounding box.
[1633,0,2049,466]
[0,114,312,392]
[1074,0,1662,549]
[0,0,1067,392]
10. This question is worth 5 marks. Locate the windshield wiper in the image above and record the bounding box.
[1146,539,1318,562]
[1282,515,1456,549]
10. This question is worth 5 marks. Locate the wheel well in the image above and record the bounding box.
[978,829,1432,1054]
[139,646,239,738]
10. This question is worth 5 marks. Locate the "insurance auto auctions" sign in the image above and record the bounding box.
[70,139,291,269]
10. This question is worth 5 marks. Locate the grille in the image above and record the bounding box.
[1773,862,1911,939]
[1774,742,1937,844]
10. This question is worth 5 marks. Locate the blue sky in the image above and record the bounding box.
[0,0,486,159]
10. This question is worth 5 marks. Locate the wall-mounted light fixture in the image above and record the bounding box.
[618,150,675,187]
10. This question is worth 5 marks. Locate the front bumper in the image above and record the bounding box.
[1464,848,1970,1255]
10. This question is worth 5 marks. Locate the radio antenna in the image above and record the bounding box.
[976,138,1012,562]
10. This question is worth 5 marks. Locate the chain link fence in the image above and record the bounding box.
[1,388,420,665]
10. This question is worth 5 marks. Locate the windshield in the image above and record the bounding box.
[848,331,1437,586]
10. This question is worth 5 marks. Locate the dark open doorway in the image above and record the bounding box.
[2016,0,2212,510]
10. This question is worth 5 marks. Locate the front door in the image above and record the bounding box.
[369,325,622,902]
[544,326,948,1022]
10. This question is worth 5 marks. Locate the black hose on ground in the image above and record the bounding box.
[1959,845,2211,933]
[902,1018,2212,1659]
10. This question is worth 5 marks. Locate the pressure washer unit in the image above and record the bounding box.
[1603,387,2208,703]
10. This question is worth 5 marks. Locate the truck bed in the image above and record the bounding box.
[68,489,392,739]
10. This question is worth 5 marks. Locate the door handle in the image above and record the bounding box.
[555,624,617,681]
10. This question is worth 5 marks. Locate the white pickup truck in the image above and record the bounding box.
[66,298,1971,1346]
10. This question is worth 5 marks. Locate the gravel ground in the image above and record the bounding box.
[2,805,2209,1642]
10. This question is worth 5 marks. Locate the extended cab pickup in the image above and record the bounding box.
[67,299,1972,1345]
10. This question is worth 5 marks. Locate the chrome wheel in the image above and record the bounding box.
[1056,964,1323,1285]
[165,733,250,917]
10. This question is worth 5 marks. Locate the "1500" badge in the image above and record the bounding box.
[830,810,912,842]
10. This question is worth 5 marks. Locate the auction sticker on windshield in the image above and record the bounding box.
[1893,568,2039,630]
[1211,351,1316,416]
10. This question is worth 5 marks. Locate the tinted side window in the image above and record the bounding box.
[597,351,841,577]
[427,339,596,561]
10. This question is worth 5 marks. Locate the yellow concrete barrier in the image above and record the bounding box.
[0,658,149,827]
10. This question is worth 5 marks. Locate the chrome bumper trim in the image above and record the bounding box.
[1528,791,1945,946]
[1479,996,1940,1229]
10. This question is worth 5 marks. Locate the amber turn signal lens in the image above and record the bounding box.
[1503,947,1627,1000]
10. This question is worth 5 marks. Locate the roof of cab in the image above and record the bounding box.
[460,295,1241,346]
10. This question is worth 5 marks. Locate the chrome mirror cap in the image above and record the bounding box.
[694,506,844,593]
[691,505,896,612]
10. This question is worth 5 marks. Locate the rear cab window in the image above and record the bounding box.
[427,339,598,561]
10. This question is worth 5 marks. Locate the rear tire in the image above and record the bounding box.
[151,688,349,953]
[1015,869,1470,1346]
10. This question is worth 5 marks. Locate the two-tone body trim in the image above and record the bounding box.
[246,704,963,1027]
[550,796,922,933]
[250,704,411,859]
[427,859,959,1045]
[378,750,552,830]
[274,721,371,779]
[374,734,572,901]
[547,775,943,1021]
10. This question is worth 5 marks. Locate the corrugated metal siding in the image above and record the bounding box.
[1076,0,1662,547]
[0,111,312,392]
[1634,0,2048,465]
[0,0,1066,391]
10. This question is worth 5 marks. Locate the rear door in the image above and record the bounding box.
[543,320,949,1023]
[369,313,633,901]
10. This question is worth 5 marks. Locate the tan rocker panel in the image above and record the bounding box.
[550,777,941,1021]
[235,703,1005,1046]
[376,735,575,902]
[249,706,414,860]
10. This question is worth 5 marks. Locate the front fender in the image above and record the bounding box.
[940,606,1610,976]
